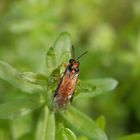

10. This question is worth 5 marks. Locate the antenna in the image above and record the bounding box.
[71,45,75,58]
[76,51,88,60]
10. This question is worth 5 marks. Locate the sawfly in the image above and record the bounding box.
[53,46,87,110]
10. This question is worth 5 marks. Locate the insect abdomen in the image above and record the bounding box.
[53,74,78,109]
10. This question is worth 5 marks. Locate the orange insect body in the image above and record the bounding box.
[53,59,80,109]
[53,47,87,110]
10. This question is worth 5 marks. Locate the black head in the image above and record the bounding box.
[68,45,87,74]
[68,59,80,74]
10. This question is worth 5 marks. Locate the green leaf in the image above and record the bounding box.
[96,115,106,130]
[0,61,42,93]
[57,124,77,140]
[11,115,32,140]
[63,128,77,140]
[56,124,64,140]
[46,47,57,76]
[54,32,71,66]
[61,106,108,140]
[0,94,44,119]
[17,133,34,140]
[20,72,48,85]
[0,60,20,86]
[35,106,55,140]
[117,134,140,140]
[74,78,118,100]
[46,32,71,76]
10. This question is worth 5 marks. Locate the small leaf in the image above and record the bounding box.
[46,32,71,76]
[75,78,118,100]
[96,115,106,130]
[63,128,77,140]
[35,106,49,140]
[35,106,55,140]
[0,60,20,86]
[57,124,77,140]
[46,47,57,76]
[56,124,64,140]
[20,72,48,85]
[61,106,108,140]
[54,32,71,66]
[117,133,140,140]
[0,94,44,119]
[0,61,42,93]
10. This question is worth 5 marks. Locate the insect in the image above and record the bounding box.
[53,46,87,110]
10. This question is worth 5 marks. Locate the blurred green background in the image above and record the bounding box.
[0,0,140,139]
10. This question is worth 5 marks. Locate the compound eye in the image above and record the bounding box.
[69,59,74,63]
[70,65,74,70]
[68,64,73,71]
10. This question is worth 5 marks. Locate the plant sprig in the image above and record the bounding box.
[0,32,119,140]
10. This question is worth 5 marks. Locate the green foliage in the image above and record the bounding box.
[1,0,140,139]
[46,32,71,76]
[96,115,106,131]
[0,61,42,93]
[0,95,43,119]
[117,134,140,140]
[56,124,77,140]
[20,72,48,86]
[35,106,55,140]
[61,106,107,140]
[0,33,117,139]
[75,78,118,100]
